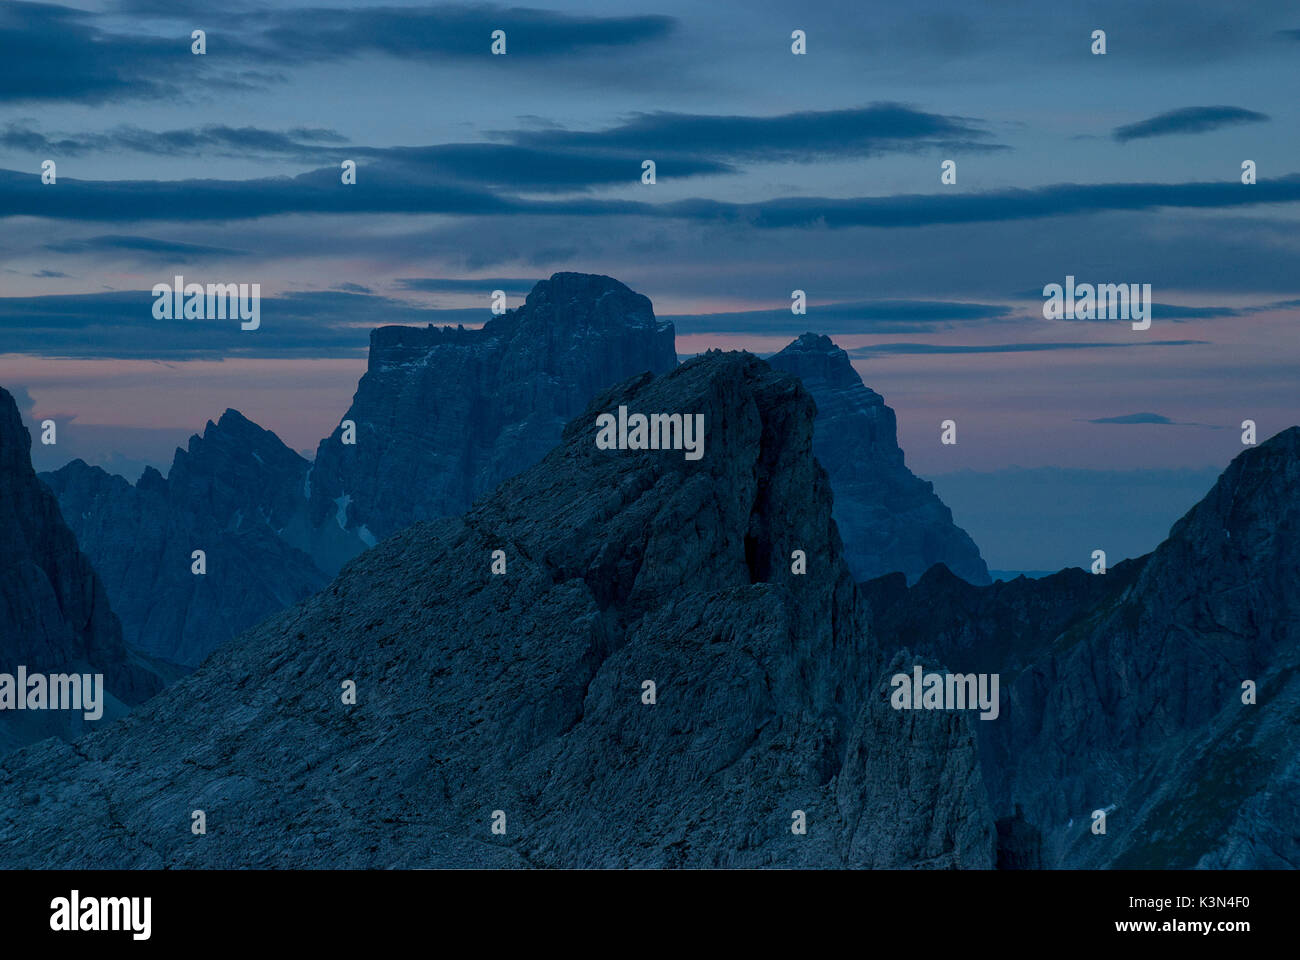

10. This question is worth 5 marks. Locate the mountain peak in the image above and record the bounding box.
[308,272,678,561]
[0,383,166,752]
[528,271,632,303]
[0,386,31,472]
[768,332,990,585]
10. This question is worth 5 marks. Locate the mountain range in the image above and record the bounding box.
[3,272,1294,868]
[38,274,987,670]
[0,352,994,867]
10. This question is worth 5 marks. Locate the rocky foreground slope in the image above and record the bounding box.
[769,333,989,585]
[0,387,171,753]
[0,353,993,868]
[863,426,1300,868]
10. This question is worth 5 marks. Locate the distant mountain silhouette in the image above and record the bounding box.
[42,411,328,668]
[305,271,680,573]
[769,333,989,585]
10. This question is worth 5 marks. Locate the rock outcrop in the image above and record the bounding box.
[769,333,989,585]
[863,426,1300,868]
[305,272,679,573]
[42,411,328,668]
[0,353,994,868]
[0,386,171,754]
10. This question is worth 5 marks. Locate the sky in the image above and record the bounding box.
[2,0,1298,572]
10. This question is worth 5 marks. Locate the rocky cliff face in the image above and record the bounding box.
[864,426,1300,868]
[305,272,679,573]
[39,274,680,667]
[42,411,328,668]
[0,353,994,868]
[0,387,169,754]
[768,333,989,586]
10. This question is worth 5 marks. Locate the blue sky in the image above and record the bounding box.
[2,0,1298,571]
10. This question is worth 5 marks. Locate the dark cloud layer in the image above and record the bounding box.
[1087,412,1176,424]
[1113,106,1270,142]
[0,1,269,104]
[0,122,347,159]
[44,235,249,261]
[0,289,478,359]
[7,167,1300,226]
[847,340,1209,357]
[503,104,1008,161]
[669,299,1018,335]
[396,277,538,293]
[0,2,675,104]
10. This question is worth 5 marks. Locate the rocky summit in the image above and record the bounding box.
[0,352,994,868]
[863,426,1300,868]
[305,272,679,574]
[42,410,328,669]
[0,387,171,754]
[769,333,989,585]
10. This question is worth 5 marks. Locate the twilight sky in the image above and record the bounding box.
[2,0,1298,572]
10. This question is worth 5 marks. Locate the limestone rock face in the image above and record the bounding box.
[39,274,679,667]
[0,386,169,753]
[769,333,989,586]
[863,426,1300,868]
[42,411,328,668]
[305,272,679,573]
[0,354,993,868]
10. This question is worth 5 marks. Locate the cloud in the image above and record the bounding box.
[234,4,675,63]
[503,104,1008,162]
[45,235,248,262]
[396,277,538,294]
[668,299,1018,335]
[847,340,1209,357]
[2,3,681,104]
[0,3,676,104]
[1047,302,1244,322]
[1113,106,1270,142]
[2,122,733,190]
[1079,413,1217,427]
[0,1,269,104]
[715,177,1300,229]
[15,166,1299,229]
[0,122,348,159]
[367,143,732,191]
[0,289,481,360]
